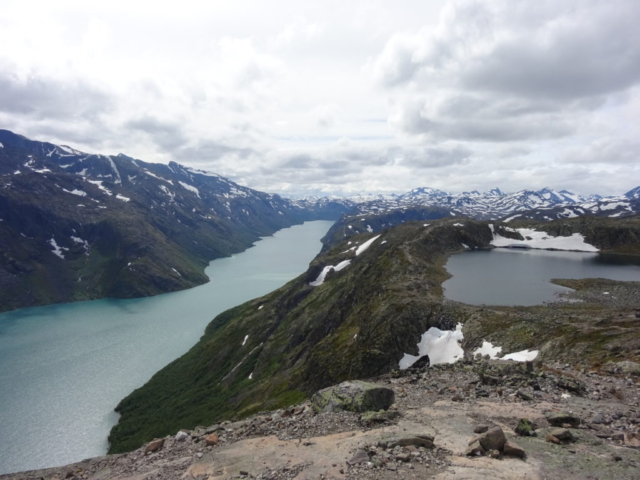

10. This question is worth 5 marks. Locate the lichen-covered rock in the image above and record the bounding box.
[360,409,401,423]
[311,380,395,413]
[515,418,536,436]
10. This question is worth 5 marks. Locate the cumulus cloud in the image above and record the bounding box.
[375,0,640,146]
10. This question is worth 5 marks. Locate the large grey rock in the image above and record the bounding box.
[604,361,640,377]
[478,427,507,452]
[311,380,395,413]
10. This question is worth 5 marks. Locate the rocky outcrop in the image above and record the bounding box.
[311,381,395,413]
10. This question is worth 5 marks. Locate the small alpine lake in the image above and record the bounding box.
[0,220,333,475]
[443,248,640,306]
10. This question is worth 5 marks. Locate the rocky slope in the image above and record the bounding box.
[107,216,640,453]
[4,353,639,479]
[0,130,345,313]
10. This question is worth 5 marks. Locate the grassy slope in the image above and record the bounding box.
[108,219,493,452]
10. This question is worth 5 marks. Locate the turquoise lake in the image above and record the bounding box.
[0,220,333,475]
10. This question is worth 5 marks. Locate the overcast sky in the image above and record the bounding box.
[1,0,639,197]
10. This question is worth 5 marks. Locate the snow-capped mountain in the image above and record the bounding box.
[330,186,638,221]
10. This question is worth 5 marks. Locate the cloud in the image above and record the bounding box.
[0,71,112,120]
[375,0,640,143]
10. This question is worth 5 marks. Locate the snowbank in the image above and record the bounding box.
[400,330,539,369]
[491,227,598,252]
[399,323,464,369]
[356,235,381,256]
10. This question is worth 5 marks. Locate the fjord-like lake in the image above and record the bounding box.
[443,248,640,306]
[0,220,332,475]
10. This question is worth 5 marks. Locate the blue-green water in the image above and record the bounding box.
[0,221,332,475]
[444,248,640,306]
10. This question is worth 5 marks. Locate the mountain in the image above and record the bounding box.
[327,186,640,221]
[107,214,640,452]
[0,130,347,313]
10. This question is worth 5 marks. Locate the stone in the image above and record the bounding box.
[624,432,640,447]
[452,393,464,402]
[465,439,485,457]
[144,438,165,454]
[311,380,395,413]
[515,418,535,437]
[205,433,220,446]
[611,432,625,441]
[361,410,401,423]
[478,427,507,452]
[549,428,573,441]
[516,390,533,401]
[488,449,501,459]
[396,453,411,462]
[503,441,526,459]
[474,425,489,434]
[546,412,580,427]
[348,449,370,465]
[379,433,435,449]
[175,431,189,442]
[546,434,560,444]
[411,355,430,369]
[604,361,640,377]
[591,413,606,424]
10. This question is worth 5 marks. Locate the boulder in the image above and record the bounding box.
[546,412,580,427]
[205,433,220,446]
[478,427,507,452]
[466,439,485,457]
[378,433,435,449]
[311,380,395,413]
[474,425,489,434]
[604,361,640,377]
[144,438,165,454]
[175,431,189,442]
[411,355,430,369]
[503,441,526,458]
[549,428,573,441]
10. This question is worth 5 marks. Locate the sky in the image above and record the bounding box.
[1,0,639,197]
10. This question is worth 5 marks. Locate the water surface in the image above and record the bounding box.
[0,220,332,475]
[443,248,640,306]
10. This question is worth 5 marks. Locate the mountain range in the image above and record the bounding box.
[1,128,638,313]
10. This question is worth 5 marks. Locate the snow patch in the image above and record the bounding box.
[179,181,200,198]
[355,235,381,256]
[87,180,112,196]
[242,334,249,346]
[473,341,502,359]
[366,225,373,233]
[309,260,351,286]
[63,188,87,197]
[399,323,464,369]
[453,223,464,227]
[49,238,69,259]
[502,349,539,362]
[115,194,130,202]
